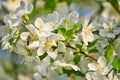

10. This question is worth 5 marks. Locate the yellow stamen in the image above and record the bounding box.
[32,35,38,41]
[86,28,92,34]
[98,65,103,71]
[107,27,113,32]
[46,41,52,48]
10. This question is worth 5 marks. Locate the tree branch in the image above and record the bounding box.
[66,44,97,61]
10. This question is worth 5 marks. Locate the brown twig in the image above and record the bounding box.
[66,44,97,61]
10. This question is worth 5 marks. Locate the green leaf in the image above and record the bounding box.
[73,54,81,64]
[44,0,58,12]
[107,0,119,9]
[66,29,74,38]
[8,38,14,45]
[89,48,99,53]
[39,52,48,60]
[58,0,72,5]
[71,23,82,33]
[58,28,75,42]
[104,44,114,64]
[88,39,98,48]
[58,28,67,38]
[112,59,120,72]
[73,52,78,55]
[76,44,82,50]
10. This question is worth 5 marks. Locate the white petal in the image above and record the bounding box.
[88,63,98,71]
[106,33,115,38]
[37,47,45,56]
[84,17,90,28]
[20,32,30,41]
[103,65,112,75]
[36,63,47,76]
[27,41,40,49]
[54,60,69,66]
[44,23,53,32]
[57,42,66,52]
[47,11,59,22]
[86,32,94,42]
[34,18,44,29]
[61,7,68,18]
[26,24,40,36]
[103,23,109,30]
[57,34,65,40]
[59,74,68,80]
[99,29,107,37]
[25,4,33,14]
[47,51,57,60]
[68,10,79,24]
[97,56,106,67]
[34,73,43,80]
[70,64,80,71]
[86,72,93,80]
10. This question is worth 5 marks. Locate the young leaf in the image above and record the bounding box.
[73,54,81,64]
[112,59,120,72]
[104,44,114,64]
[89,48,99,53]
[39,52,48,60]
[71,23,82,33]
[87,39,98,48]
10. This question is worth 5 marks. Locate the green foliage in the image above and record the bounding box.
[75,44,82,50]
[39,52,48,60]
[58,0,72,5]
[87,39,98,48]
[44,0,72,12]
[104,44,114,64]
[62,68,85,77]
[58,24,82,42]
[44,0,57,12]
[71,23,82,33]
[88,48,99,53]
[107,0,119,9]
[73,54,81,64]
[112,59,120,72]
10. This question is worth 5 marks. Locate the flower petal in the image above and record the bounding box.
[27,41,40,49]
[103,65,112,75]
[34,18,44,29]
[88,63,98,71]
[37,47,45,56]
[70,64,80,71]
[47,51,57,60]
[97,56,106,67]
[20,32,30,41]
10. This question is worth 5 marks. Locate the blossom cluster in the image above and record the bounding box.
[1,1,120,80]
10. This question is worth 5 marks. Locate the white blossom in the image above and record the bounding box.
[88,56,112,75]
[80,17,95,45]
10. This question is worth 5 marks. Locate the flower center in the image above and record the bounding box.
[86,28,92,34]
[107,27,113,32]
[98,65,103,71]
[31,35,38,41]
[46,41,52,48]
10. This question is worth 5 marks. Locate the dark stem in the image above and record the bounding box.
[111,33,120,45]
[66,44,97,61]
[111,5,120,15]
[33,0,37,9]
[107,1,120,15]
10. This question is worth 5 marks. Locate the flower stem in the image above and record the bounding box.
[66,44,97,61]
